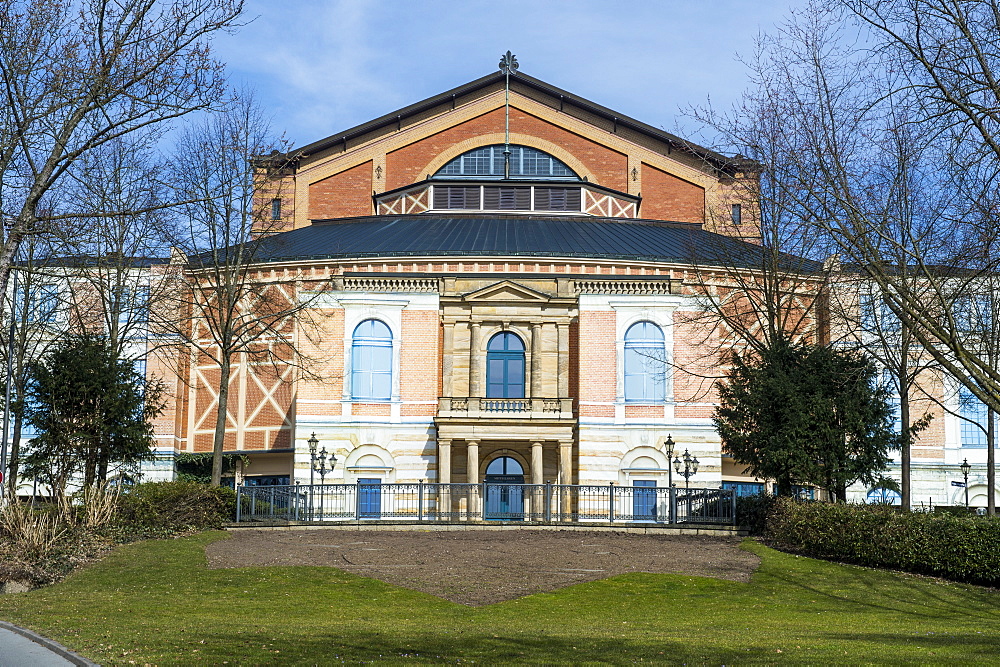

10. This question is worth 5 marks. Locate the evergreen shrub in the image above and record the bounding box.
[735,493,778,535]
[767,498,1000,586]
[115,481,236,538]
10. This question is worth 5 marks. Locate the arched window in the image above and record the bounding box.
[486,456,524,476]
[624,321,666,402]
[866,487,901,505]
[352,319,392,400]
[486,332,525,398]
[435,145,579,180]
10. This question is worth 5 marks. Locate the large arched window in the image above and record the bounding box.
[624,321,666,402]
[352,319,392,400]
[435,145,579,180]
[486,332,525,398]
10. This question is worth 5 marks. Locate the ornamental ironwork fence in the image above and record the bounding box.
[234,482,736,525]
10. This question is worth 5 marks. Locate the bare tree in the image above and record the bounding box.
[0,0,244,320]
[0,233,65,497]
[693,0,1000,509]
[56,137,174,356]
[164,92,327,486]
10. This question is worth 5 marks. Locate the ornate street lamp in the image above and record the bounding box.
[663,434,676,488]
[961,457,972,508]
[308,433,337,485]
[673,448,699,489]
[308,433,319,487]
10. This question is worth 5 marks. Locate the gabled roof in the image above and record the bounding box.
[243,214,821,272]
[281,71,754,174]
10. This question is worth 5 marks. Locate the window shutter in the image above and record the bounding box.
[433,186,480,209]
[534,187,581,211]
[484,186,530,210]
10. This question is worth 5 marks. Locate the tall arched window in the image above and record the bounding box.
[352,319,392,400]
[486,332,525,398]
[624,321,666,402]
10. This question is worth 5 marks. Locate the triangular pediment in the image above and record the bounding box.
[463,280,551,303]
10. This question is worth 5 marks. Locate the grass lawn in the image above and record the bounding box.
[0,531,998,664]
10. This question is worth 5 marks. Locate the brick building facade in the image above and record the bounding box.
[148,68,803,500]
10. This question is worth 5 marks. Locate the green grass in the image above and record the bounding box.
[1,532,999,664]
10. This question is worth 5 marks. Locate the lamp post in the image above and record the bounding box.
[961,457,972,508]
[673,448,699,489]
[308,433,318,487]
[309,432,336,484]
[663,434,676,489]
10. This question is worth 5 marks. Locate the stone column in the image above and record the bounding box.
[469,321,482,397]
[438,439,452,520]
[559,439,574,521]
[557,323,570,398]
[531,441,544,485]
[437,439,452,484]
[442,322,455,397]
[467,441,480,484]
[530,322,543,398]
[531,441,544,522]
[467,440,480,519]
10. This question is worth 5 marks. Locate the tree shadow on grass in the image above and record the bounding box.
[753,548,1000,622]
[110,628,823,665]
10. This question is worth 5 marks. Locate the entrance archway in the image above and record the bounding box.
[484,456,525,519]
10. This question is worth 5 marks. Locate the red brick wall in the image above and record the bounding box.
[578,311,616,415]
[385,108,628,191]
[309,161,373,220]
[641,163,705,223]
[400,310,439,401]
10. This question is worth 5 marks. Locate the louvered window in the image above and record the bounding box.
[534,187,581,212]
[483,186,530,210]
[433,185,481,209]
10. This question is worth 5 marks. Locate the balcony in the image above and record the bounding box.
[436,397,574,420]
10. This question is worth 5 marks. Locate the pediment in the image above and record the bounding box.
[463,280,551,303]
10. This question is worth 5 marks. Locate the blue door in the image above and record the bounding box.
[633,480,657,521]
[359,478,381,518]
[484,456,525,519]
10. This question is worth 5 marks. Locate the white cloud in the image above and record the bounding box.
[212,0,802,147]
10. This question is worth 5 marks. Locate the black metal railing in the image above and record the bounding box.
[235,482,736,525]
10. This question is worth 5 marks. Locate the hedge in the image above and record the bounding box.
[766,498,1000,586]
[114,481,236,539]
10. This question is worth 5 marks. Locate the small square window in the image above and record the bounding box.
[731,204,742,225]
[271,198,282,221]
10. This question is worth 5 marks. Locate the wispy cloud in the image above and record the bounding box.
[213,0,800,148]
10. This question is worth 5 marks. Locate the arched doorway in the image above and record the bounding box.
[484,456,525,519]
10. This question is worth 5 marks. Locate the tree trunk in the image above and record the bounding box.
[988,408,995,516]
[211,356,233,486]
[900,380,911,511]
[5,416,22,498]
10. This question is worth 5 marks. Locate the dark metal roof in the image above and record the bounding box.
[278,72,755,174]
[241,215,821,272]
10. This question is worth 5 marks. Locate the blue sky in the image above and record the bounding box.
[213,1,801,151]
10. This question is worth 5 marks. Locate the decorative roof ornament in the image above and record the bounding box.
[498,51,519,76]
[499,51,519,178]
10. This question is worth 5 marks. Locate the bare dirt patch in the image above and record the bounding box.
[206,529,759,606]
